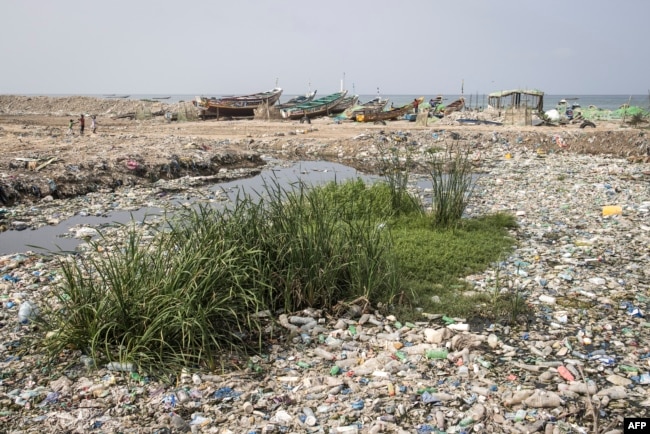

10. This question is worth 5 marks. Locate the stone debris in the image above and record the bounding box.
[1,99,649,432]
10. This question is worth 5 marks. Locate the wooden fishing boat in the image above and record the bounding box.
[329,95,359,114]
[276,90,317,110]
[443,97,465,115]
[104,94,130,99]
[355,97,423,123]
[280,91,348,120]
[343,97,390,120]
[194,87,283,118]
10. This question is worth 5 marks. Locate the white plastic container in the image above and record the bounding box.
[18,301,38,324]
[538,295,557,304]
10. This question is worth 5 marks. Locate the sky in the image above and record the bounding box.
[1,0,648,96]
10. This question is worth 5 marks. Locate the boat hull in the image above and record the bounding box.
[280,91,348,120]
[195,88,283,118]
[356,97,423,122]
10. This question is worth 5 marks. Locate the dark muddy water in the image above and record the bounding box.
[2,160,432,256]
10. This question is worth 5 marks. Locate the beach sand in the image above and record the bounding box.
[1,95,648,211]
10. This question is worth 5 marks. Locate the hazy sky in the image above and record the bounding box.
[2,0,647,96]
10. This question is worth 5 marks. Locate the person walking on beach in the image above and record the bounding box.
[91,115,97,134]
[78,114,85,135]
[67,119,76,135]
[413,98,420,114]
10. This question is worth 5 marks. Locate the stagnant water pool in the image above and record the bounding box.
[2,160,439,256]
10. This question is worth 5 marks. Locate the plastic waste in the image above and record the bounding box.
[303,406,317,426]
[106,362,135,372]
[425,349,449,359]
[330,425,360,434]
[487,333,499,349]
[557,366,575,381]
[18,300,38,324]
[447,323,469,331]
[514,409,527,422]
[538,295,556,304]
[602,205,622,216]
[313,347,336,361]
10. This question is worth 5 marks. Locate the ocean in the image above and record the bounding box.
[28,93,650,113]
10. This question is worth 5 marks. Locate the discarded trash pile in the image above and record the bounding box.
[1,138,649,432]
[0,95,187,119]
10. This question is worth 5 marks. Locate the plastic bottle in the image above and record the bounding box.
[106,362,135,372]
[18,301,38,324]
[426,349,449,359]
[514,409,527,422]
[313,347,336,361]
[557,365,575,381]
[459,416,475,427]
[303,406,317,426]
[330,426,359,434]
[538,295,556,304]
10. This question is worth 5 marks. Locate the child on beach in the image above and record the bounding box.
[67,119,75,135]
[91,115,97,133]
[78,114,85,135]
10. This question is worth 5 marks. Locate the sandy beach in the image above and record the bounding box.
[1,95,649,433]
[1,95,647,211]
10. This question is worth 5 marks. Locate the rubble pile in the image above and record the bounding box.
[0,96,648,433]
[2,139,649,433]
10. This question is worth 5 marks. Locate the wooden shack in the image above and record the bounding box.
[488,89,544,126]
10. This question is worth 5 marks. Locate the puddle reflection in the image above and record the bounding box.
[1,161,391,256]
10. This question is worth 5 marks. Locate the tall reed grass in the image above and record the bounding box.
[425,141,476,228]
[40,178,406,373]
[38,146,521,374]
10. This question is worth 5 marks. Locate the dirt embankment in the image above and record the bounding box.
[1,95,649,208]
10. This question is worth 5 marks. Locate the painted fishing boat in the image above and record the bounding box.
[194,87,283,118]
[343,97,390,120]
[276,90,318,110]
[280,91,348,120]
[329,94,359,114]
[443,97,465,115]
[355,97,423,123]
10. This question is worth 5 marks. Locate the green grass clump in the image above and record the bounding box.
[425,143,476,228]
[389,212,520,320]
[37,151,526,374]
[42,218,266,374]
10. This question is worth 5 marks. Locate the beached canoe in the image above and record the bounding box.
[276,90,318,110]
[343,97,390,121]
[329,95,359,115]
[194,88,283,118]
[280,91,348,120]
[356,97,423,123]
